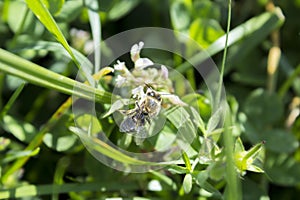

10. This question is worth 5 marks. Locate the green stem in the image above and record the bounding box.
[222,1,242,199]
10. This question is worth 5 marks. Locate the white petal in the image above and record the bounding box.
[130,41,144,62]
[161,65,169,79]
[135,58,154,69]
[114,60,126,71]
[115,75,126,87]
[131,85,145,99]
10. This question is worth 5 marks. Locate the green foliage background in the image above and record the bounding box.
[0,0,300,199]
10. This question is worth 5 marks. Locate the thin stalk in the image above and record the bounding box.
[221,1,242,199]
[0,83,25,120]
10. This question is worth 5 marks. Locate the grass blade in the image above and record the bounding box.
[0,82,25,120]
[88,6,101,73]
[0,48,111,104]
[24,0,94,84]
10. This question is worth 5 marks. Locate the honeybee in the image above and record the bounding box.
[119,86,162,137]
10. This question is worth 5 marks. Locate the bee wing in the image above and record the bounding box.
[133,126,148,146]
[136,125,148,138]
[120,117,137,133]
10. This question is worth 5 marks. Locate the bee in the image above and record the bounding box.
[119,86,162,137]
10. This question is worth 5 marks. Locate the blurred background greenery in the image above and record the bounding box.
[0,0,300,199]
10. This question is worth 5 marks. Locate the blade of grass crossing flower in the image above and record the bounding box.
[0,49,112,104]
[70,127,160,166]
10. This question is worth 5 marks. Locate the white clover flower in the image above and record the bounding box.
[114,60,126,71]
[131,85,145,99]
[131,41,144,62]
[115,75,126,87]
[135,58,154,70]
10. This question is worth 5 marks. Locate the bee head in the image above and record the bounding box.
[146,89,161,101]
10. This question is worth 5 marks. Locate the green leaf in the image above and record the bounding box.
[167,165,188,174]
[7,1,38,34]
[192,0,221,20]
[242,178,268,200]
[3,148,40,163]
[102,99,130,118]
[189,18,224,48]
[154,125,176,151]
[265,152,300,186]
[189,106,206,135]
[170,1,191,31]
[43,133,77,153]
[75,114,102,135]
[243,88,283,129]
[209,161,225,181]
[182,173,192,194]
[262,129,299,153]
[55,0,83,22]
[88,6,101,73]
[206,106,224,135]
[43,114,78,152]
[195,170,223,198]
[107,0,140,20]
[2,115,37,143]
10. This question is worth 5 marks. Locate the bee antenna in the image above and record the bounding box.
[144,83,152,89]
[159,92,173,96]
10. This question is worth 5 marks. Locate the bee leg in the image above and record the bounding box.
[143,113,151,124]
[135,101,140,109]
